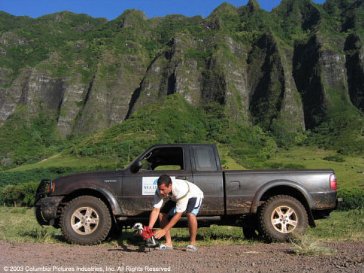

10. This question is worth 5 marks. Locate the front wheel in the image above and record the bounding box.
[60,196,112,245]
[258,195,308,242]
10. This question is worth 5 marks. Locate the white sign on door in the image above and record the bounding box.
[142,176,176,195]
[142,177,159,195]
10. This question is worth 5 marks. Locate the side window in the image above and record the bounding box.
[140,147,184,171]
[192,146,217,171]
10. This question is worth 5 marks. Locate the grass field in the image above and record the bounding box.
[0,207,363,246]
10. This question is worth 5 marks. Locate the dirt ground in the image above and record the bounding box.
[0,241,363,273]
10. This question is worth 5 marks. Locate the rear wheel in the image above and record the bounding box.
[258,195,308,242]
[60,196,112,245]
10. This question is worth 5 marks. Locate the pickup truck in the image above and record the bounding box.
[35,144,338,245]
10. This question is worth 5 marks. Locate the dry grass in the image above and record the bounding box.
[289,234,336,256]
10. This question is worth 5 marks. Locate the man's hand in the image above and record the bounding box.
[152,212,182,239]
[141,226,154,240]
[154,228,167,239]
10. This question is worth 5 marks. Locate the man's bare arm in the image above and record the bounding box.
[148,207,161,228]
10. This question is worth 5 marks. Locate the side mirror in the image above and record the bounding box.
[130,161,142,173]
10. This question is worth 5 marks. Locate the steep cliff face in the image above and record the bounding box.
[74,48,149,135]
[274,0,321,34]
[248,33,304,131]
[214,36,250,124]
[23,70,64,117]
[324,0,364,31]
[319,44,352,113]
[0,0,363,146]
[0,68,64,124]
[345,34,364,111]
[173,37,202,105]
[293,36,326,129]
[57,75,89,137]
[129,30,220,117]
[293,33,359,130]
[0,68,26,126]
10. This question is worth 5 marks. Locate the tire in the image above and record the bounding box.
[35,206,49,225]
[60,196,112,245]
[258,195,308,242]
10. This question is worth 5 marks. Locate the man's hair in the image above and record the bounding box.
[157,174,172,187]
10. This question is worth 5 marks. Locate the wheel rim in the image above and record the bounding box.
[271,205,298,234]
[71,207,100,235]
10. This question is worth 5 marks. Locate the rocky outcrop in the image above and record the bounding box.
[57,75,89,137]
[0,31,28,47]
[173,35,203,106]
[293,31,362,129]
[75,48,149,135]
[216,36,250,124]
[246,0,261,13]
[0,68,27,126]
[272,0,321,39]
[23,70,64,117]
[293,36,326,129]
[0,67,12,86]
[0,68,64,125]
[128,33,203,114]
[324,0,364,32]
[248,33,304,131]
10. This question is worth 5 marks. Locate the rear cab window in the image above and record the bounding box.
[191,145,218,172]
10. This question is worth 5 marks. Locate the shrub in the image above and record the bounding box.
[323,155,345,162]
[0,182,38,207]
[338,189,364,210]
[267,162,306,169]
[0,167,77,187]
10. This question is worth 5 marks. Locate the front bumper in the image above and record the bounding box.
[34,196,63,226]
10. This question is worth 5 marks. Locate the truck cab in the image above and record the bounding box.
[122,144,224,216]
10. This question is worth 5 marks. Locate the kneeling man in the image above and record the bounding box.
[148,174,204,252]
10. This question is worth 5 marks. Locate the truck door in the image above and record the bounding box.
[191,145,224,215]
[121,146,193,216]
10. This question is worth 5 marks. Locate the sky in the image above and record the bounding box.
[0,0,327,20]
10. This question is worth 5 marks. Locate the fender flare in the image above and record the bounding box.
[250,180,314,214]
[94,188,123,216]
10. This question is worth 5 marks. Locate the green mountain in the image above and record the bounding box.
[0,0,363,170]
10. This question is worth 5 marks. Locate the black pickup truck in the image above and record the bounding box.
[35,144,338,245]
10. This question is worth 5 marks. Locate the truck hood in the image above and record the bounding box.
[50,169,126,195]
